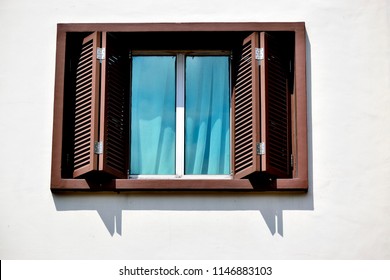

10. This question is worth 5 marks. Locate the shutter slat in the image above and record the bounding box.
[233,33,261,179]
[72,32,101,178]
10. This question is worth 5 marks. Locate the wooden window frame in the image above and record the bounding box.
[51,22,308,192]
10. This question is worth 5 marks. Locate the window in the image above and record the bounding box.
[130,54,230,178]
[51,22,308,191]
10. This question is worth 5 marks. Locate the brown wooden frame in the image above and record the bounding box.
[51,22,308,192]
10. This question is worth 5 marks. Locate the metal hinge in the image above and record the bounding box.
[255,48,264,61]
[256,142,265,155]
[291,154,294,168]
[94,141,103,154]
[97,47,105,61]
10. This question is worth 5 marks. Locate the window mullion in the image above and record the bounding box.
[176,54,185,177]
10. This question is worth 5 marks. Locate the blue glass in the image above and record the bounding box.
[185,56,230,175]
[130,56,176,175]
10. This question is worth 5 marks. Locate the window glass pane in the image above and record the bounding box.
[185,56,230,175]
[130,56,176,175]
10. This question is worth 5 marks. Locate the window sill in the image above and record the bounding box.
[50,178,308,192]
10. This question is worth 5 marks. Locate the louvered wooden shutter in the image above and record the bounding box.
[98,32,129,178]
[232,33,261,179]
[259,32,291,178]
[73,32,101,178]
[233,32,292,179]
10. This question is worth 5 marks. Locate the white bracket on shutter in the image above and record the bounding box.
[255,48,264,61]
[97,47,105,62]
[94,141,103,154]
[256,142,265,155]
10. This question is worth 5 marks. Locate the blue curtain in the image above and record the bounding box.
[185,56,230,175]
[130,56,176,175]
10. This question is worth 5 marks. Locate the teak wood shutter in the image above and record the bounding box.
[260,32,291,178]
[233,32,291,179]
[72,32,129,178]
[73,32,101,178]
[233,33,261,179]
[99,32,129,178]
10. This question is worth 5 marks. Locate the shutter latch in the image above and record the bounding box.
[256,142,265,155]
[94,141,103,154]
[255,48,264,61]
[97,47,106,62]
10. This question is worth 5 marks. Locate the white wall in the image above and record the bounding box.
[0,0,389,259]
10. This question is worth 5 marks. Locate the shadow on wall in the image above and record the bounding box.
[52,34,313,237]
[52,191,313,237]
